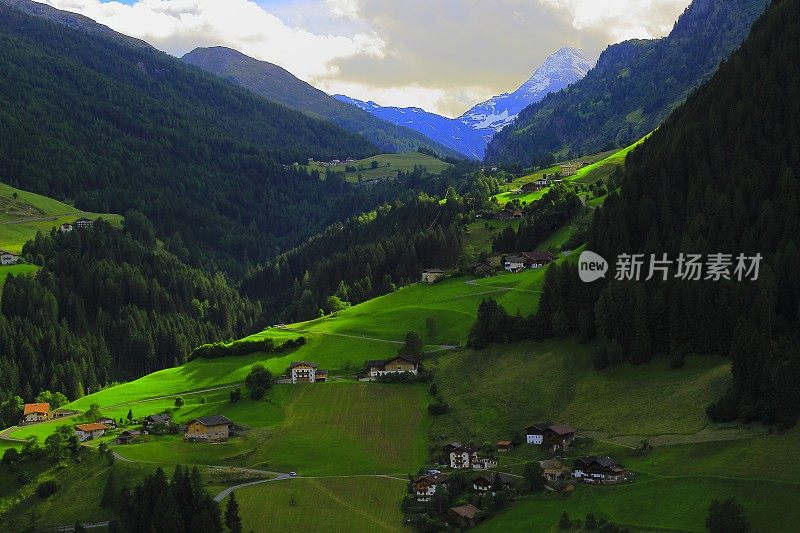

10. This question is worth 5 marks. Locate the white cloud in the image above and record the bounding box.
[37,0,384,81]
[540,0,689,41]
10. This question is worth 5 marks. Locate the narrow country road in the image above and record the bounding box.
[0,212,81,225]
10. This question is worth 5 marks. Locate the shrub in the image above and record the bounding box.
[706,390,739,422]
[188,336,304,360]
[36,479,59,498]
[428,398,449,415]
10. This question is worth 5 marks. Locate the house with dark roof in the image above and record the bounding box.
[447,504,481,528]
[472,472,514,493]
[444,442,478,469]
[502,255,526,273]
[22,403,50,424]
[523,422,551,444]
[117,430,141,445]
[573,456,627,484]
[288,361,327,383]
[521,251,556,269]
[524,423,575,450]
[413,473,449,502]
[185,415,233,442]
[364,355,419,379]
[96,417,116,429]
[143,413,171,429]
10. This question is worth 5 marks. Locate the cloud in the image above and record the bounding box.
[37,0,385,81]
[34,0,692,116]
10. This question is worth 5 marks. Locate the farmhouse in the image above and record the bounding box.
[74,422,107,442]
[496,439,514,453]
[364,355,419,379]
[413,473,449,502]
[0,251,20,265]
[521,182,542,193]
[521,251,555,269]
[444,442,479,469]
[524,423,575,450]
[447,504,481,528]
[498,209,514,221]
[22,403,50,423]
[143,413,171,429]
[472,472,513,493]
[502,255,526,273]
[573,456,627,484]
[117,430,141,444]
[185,415,233,442]
[540,459,569,482]
[96,417,116,429]
[523,422,549,444]
[474,457,498,470]
[288,361,327,383]
[59,223,73,233]
[560,162,583,176]
[535,178,549,187]
[74,217,94,229]
[421,268,445,284]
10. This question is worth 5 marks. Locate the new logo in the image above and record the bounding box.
[578,251,608,283]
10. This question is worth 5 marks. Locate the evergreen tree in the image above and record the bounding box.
[224,492,243,533]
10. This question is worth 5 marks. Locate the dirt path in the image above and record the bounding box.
[0,212,81,225]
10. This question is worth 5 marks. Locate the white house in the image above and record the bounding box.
[502,255,526,273]
[365,355,419,379]
[524,423,549,444]
[59,223,73,233]
[289,361,327,383]
[0,251,20,265]
[444,442,478,469]
[74,422,107,442]
[74,217,94,229]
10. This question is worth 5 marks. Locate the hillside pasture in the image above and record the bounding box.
[304,152,450,182]
[230,476,407,532]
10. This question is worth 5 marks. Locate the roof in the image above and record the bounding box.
[289,361,318,369]
[23,403,50,415]
[97,417,115,423]
[450,504,480,519]
[145,413,171,424]
[385,354,419,365]
[504,255,525,264]
[0,250,19,257]
[540,459,565,471]
[119,430,141,436]
[415,473,449,484]
[524,422,551,434]
[75,423,107,432]
[595,457,621,468]
[522,251,555,262]
[547,424,575,435]
[75,217,93,223]
[422,268,444,273]
[192,415,233,427]
[365,359,386,368]
[497,440,513,446]
[316,369,328,375]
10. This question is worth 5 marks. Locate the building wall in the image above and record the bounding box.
[526,434,543,444]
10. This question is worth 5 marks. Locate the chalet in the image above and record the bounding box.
[22,403,50,424]
[444,442,478,469]
[472,472,513,493]
[542,424,576,451]
[96,417,116,429]
[59,223,73,233]
[521,182,541,193]
[365,355,419,379]
[474,457,498,470]
[447,504,480,529]
[52,409,80,419]
[573,456,627,484]
[498,209,514,221]
[512,209,524,219]
[523,422,550,444]
[74,422,107,442]
[185,415,233,442]
[496,440,514,453]
[117,430,141,445]
[502,255,526,273]
[288,361,327,383]
[540,459,569,482]
[143,413,171,429]
[421,268,445,284]
[535,178,549,187]
[521,251,555,269]
[74,217,94,229]
[0,251,20,266]
[413,473,449,502]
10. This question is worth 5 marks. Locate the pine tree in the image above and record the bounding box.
[224,492,243,533]
[100,472,117,509]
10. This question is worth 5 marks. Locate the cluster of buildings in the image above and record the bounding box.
[284,355,420,384]
[0,250,20,266]
[307,157,356,167]
[501,251,556,273]
[58,217,95,234]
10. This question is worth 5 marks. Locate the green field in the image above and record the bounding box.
[303,152,451,182]
[229,476,407,532]
[0,181,123,253]
[430,339,732,443]
[464,219,519,254]
[0,264,39,290]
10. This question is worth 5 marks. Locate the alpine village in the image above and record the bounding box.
[0,0,797,532]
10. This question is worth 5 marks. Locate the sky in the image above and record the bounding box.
[35,0,692,117]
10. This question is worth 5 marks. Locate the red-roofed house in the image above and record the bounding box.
[22,403,50,424]
[74,422,107,442]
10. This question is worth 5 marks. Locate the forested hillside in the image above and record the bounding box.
[182,47,463,159]
[534,0,800,428]
[485,0,769,166]
[0,218,260,423]
[0,3,390,276]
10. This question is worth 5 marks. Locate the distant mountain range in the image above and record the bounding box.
[181,47,462,159]
[486,0,771,166]
[334,48,595,159]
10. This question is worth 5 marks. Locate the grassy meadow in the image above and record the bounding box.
[304,152,451,182]
[228,476,407,532]
[0,181,122,254]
